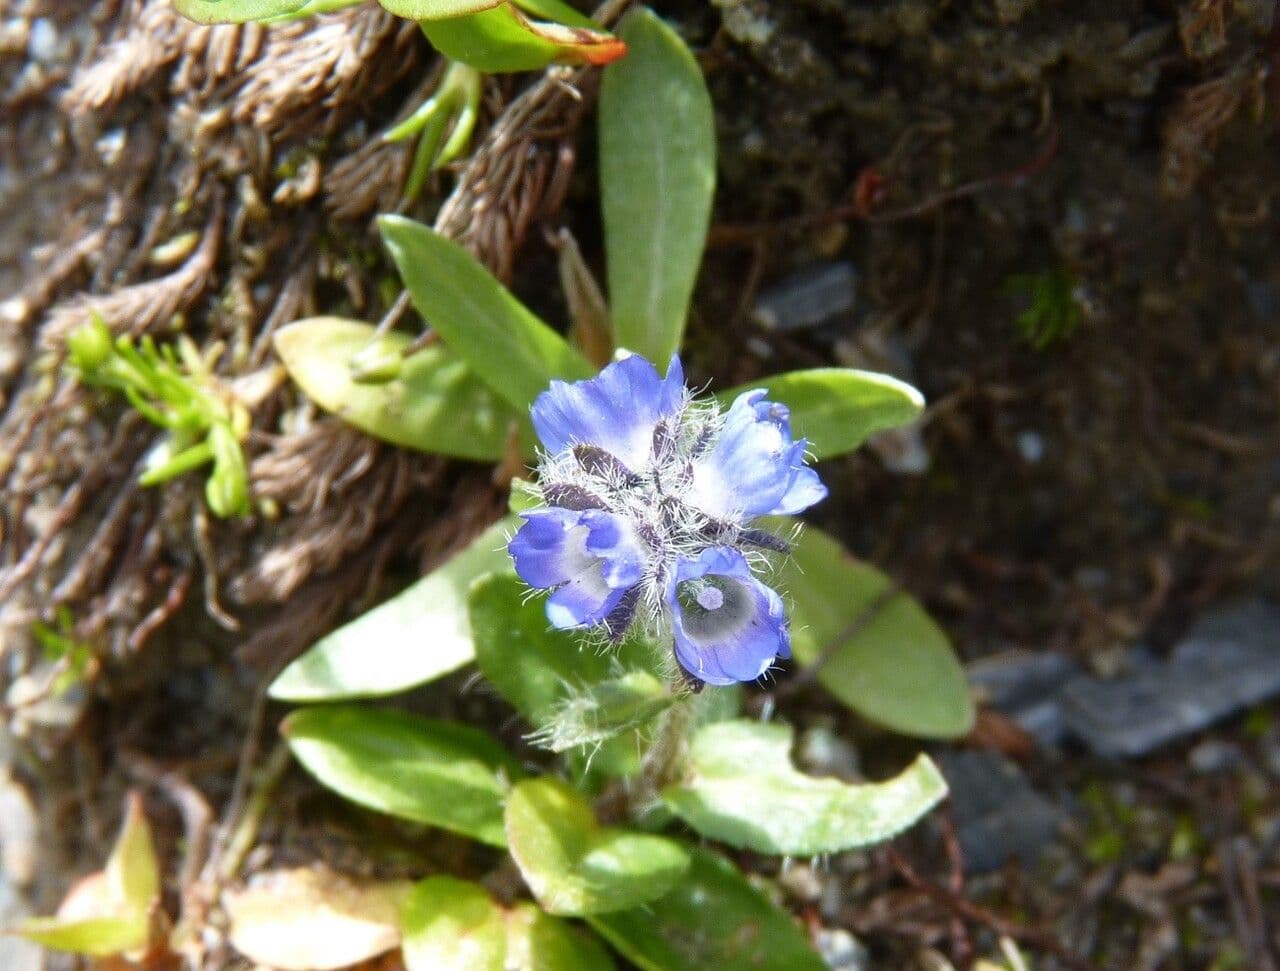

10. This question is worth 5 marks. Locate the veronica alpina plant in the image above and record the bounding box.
[508,353,826,686]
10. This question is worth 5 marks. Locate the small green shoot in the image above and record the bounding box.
[67,316,252,518]
[385,61,483,204]
[1005,267,1081,349]
[31,606,97,698]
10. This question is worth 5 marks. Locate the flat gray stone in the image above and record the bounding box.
[752,262,857,332]
[967,650,1081,745]
[1061,600,1280,758]
[938,751,1067,873]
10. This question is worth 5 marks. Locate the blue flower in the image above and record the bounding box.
[667,547,789,686]
[509,354,825,685]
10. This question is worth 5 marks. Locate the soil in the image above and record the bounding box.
[1,0,1278,969]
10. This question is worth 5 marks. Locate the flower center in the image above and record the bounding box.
[676,576,752,643]
[696,585,724,610]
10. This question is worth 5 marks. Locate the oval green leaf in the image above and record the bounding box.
[718,368,925,460]
[378,215,593,411]
[402,877,507,971]
[505,778,689,915]
[274,317,526,461]
[377,0,502,19]
[664,720,947,854]
[282,705,521,847]
[505,903,616,970]
[587,847,826,971]
[401,879,616,971]
[421,4,625,73]
[173,0,310,23]
[269,517,518,701]
[780,526,974,738]
[600,8,715,363]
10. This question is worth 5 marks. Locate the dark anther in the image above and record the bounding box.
[675,657,706,693]
[602,587,641,642]
[651,419,677,464]
[691,423,715,457]
[697,518,735,543]
[636,522,662,549]
[739,528,791,553]
[542,483,607,511]
[573,444,638,484]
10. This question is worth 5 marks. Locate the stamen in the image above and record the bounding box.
[573,444,639,485]
[542,482,607,511]
[739,528,791,553]
[602,586,641,642]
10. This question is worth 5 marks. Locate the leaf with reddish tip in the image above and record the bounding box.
[421,3,625,73]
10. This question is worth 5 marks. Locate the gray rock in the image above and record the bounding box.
[752,263,857,332]
[1061,600,1280,758]
[967,650,1081,745]
[938,751,1067,873]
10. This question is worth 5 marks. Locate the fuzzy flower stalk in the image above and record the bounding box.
[508,354,826,686]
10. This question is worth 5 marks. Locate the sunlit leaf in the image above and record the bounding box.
[505,903,616,970]
[13,792,159,957]
[588,847,826,971]
[225,867,411,971]
[401,878,617,971]
[173,0,309,23]
[718,368,925,460]
[274,317,527,460]
[780,526,974,738]
[600,7,715,363]
[377,0,502,18]
[421,3,626,72]
[664,720,947,854]
[379,216,593,411]
[269,517,518,701]
[283,705,521,846]
[505,778,689,915]
[402,877,506,971]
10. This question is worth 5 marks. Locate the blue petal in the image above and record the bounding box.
[530,354,686,470]
[666,547,790,686]
[547,574,630,629]
[690,390,827,518]
[509,508,646,629]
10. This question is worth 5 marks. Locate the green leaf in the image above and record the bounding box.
[421,4,626,73]
[718,368,925,460]
[511,0,594,28]
[401,880,617,971]
[664,720,947,854]
[469,574,664,776]
[282,705,521,847]
[379,216,593,411]
[269,517,518,701]
[780,526,974,738]
[600,8,715,363]
[273,317,526,461]
[377,0,502,19]
[13,916,147,958]
[588,847,826,971]
[173,0,309,23]
[505,903,616,970]
[402,877,506,971]
[14,793,158,957]
[505,778,690,915]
